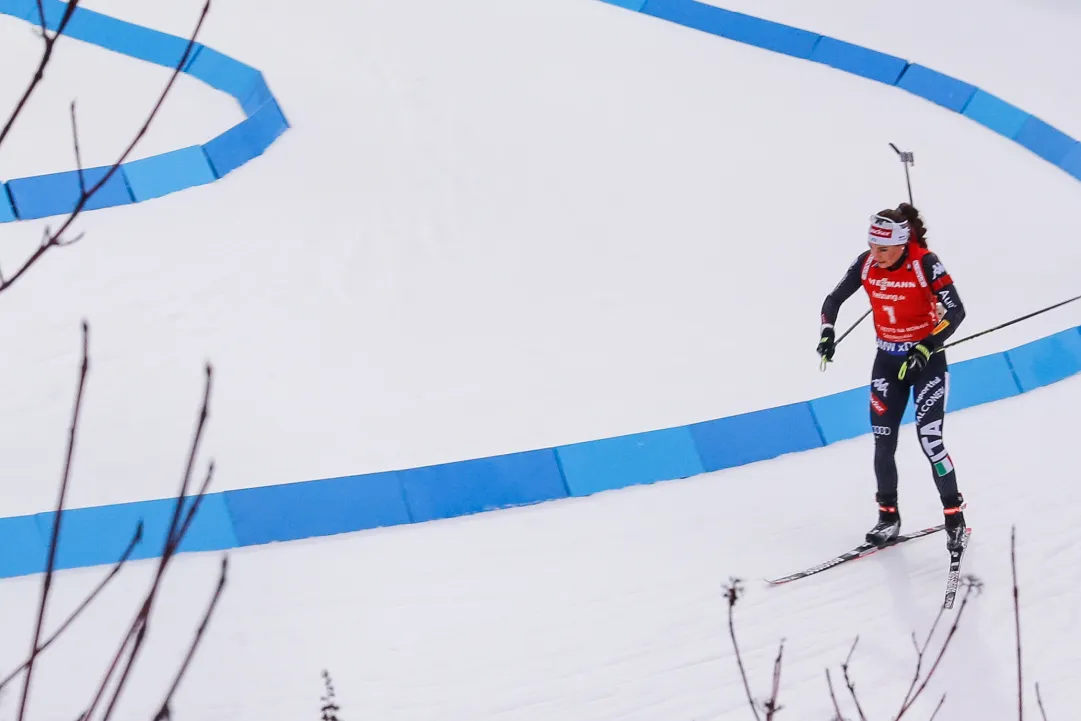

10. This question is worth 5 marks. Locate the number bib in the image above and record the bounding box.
[861,244,939,352]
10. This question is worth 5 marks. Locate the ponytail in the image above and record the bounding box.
[897,202,928,248]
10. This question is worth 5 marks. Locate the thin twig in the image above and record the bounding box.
[70,101,86,197]
[0,0,82,151]
[16,321,90,721]
[723,578,761,721]
[162,364,214,561]
[34,0,46,33]
[928,693,948,720]
[840,637,867,721]
[1013,526,1023,721]
[1035,683,1049,721]
[900,607,947,710]
[80,365,214,721]
[0,521,143,694]
[763,639,784,720]
[825,668,845,721]
[895,577,984,719]
[96,368,214,721]
[151,556,229,721]
[0,0,211,299]
[77,613,142,721]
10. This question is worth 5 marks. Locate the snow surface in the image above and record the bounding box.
[1,0,1080,718]
[2,373,1079,720]
[2,0,1081,513]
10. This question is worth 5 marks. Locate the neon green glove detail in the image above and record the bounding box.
[898,342,932,380]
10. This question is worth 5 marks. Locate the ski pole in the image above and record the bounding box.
[833,144,916,354]
[836,309,870,346]
[938,292,1081,351]
[889,142,915,205]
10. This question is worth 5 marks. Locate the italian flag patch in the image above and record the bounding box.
[934,456,954,477]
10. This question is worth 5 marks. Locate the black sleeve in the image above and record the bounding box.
[821,251,869,328]
[921,252,965,348]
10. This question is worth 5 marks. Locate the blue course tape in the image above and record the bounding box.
[2,326,1079,579]
[2,2,1081,578]
[607,0,1081,181]
[0,0,288,222]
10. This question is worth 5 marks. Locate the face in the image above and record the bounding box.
[869,242,904,268]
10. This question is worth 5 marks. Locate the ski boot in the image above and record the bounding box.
[866,493,901,547]
[942,493,967,553]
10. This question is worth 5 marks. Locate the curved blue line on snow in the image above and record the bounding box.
[1,0,1080,577]
[0,0,288,222]
[602,0,1081,178]
[2,325,1080,578]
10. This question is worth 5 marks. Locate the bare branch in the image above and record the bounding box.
[1035,683,1049,721]
[162,364,213,561]
[0,0,211,300]
[99,457,217,721]
[152,556,228,721]
[70,101,86,197]
[0,521,143,695]
[928,693,947,720]
[763,639,784,720]
[722,577,761,721]
[825,668,845,721]
[895,576,984,719]
[840,637,867,721]
[77,593,143,721]
[1013,526,1024,720]
[34,0,46,36]
[0,0,83,152]
[85,366,214,721]
[16,321,90,721]
[900,606,947,710]
[57,231,86,248]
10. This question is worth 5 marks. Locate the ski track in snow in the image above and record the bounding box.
[1,0,1080,718]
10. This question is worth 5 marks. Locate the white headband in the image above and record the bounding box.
[868,214,910,246]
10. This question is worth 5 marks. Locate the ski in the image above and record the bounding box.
[766,524,945,585]
[942,527,973,609]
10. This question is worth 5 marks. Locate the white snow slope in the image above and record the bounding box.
[1,0,1080,718]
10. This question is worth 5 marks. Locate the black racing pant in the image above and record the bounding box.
[870,348,961,508]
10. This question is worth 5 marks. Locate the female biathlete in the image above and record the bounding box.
[816,203,968,553]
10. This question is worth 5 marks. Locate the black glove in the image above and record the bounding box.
[817,325,836,370]
[899,340,934,380]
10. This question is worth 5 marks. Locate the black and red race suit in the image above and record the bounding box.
[821,243,967,506]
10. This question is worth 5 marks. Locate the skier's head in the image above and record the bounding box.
[867,203,928,267]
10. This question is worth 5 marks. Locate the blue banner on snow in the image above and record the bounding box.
[1015,117,1078,166]
[690,402,823,471]
[1007,327,1081,392]
[123,146,217,202]
[0,185,15,222]
[34,494,237,571]
[640,0,819,60]
[962,90,1030,140]
[810,36,908,85]
[203,99,290,178]
[6,166,133,220]
[398,450,568,523]
[557,427,704,496]
[224,472,412,547]
[896,64,977,113]
[0,515,48,579]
